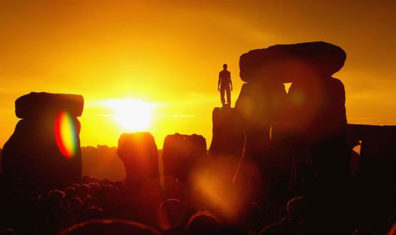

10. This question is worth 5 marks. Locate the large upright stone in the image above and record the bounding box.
[235,82,287,160]
[117,132,159,186]
[209,107,244,158]
[1,92,83,187]
[162,133,206,181]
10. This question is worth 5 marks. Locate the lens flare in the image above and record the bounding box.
[55,111,78,158]
[103,98,154,132]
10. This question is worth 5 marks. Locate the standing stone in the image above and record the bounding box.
[209,107,244,158]
[235,82,286,160]
[1,92,83,187]
[117,132,159,186]
[162,133,206,181]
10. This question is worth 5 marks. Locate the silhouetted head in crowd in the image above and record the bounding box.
[184,210,220,235]
[223,64,227,70]
[59,219,160,235]
[159,198,187,230]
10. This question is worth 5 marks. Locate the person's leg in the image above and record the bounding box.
[226,87,231,106]
[220,88,225,106]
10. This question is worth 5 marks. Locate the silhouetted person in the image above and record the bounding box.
[218,64,233,107]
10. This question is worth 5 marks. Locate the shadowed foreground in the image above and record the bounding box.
[0,42,395,234]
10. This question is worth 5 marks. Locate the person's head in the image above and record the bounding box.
[223,64,227,70]
[159,198,187,230]
[184,210,220,235]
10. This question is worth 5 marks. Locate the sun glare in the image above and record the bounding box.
[104,99,154,132]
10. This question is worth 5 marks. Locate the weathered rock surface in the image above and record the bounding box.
[1,92,83,187]
[287,77,347,143]
[15,92,84,118]
[239,41,346,83]
[162,133,206,180]
[209,107,244,158]
[117,132,159,186]
[235,82,287,160]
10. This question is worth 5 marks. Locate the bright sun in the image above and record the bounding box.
[104,99,154,132]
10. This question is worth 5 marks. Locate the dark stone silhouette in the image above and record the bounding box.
[162,133,206,180]
[209,107,244,158]
[15,92,84,118]
[117,132,159,187]
[236,41,348,176]
[277,44,352,234]
[1,92,83,187]
[233,42,353,234]
[239,41,346,83]
[287,76,347,144]
[348,124,396,234]
[236,82,286,160]
[218,64,233,107]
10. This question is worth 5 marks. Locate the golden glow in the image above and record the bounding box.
[0,1,395,148]
[104,99,154,132]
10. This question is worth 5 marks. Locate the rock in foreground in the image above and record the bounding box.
[2,92,83,188]
[117,132,159,186]
[209,107,244,158]
[162,133,207,181]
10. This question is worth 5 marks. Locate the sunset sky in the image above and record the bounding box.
[0,0,395,147]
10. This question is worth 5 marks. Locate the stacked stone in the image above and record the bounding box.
[233,42,348,205]
[209,107,244,158]
[236,41,347,160]
[1,92,84,187]
[162,133,206,181]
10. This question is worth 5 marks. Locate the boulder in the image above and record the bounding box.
[209,107,244,158]
[15,92,84,118]
[239,41,346,83]
[117,132,159,185]
[162,133,206,180]
[235,83,286,126]
[1,92,83,187]
[287,77,347,143]
[235,83,287,160]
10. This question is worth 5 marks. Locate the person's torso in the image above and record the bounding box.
[219,70,231,86]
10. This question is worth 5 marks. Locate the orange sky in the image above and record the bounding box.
[0,0,395,147]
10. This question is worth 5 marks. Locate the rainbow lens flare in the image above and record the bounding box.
[55,111,78,158]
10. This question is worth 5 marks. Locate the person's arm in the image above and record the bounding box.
[218,73,221,91]
[229,73,233,91]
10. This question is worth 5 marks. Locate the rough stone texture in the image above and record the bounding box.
[348,124,396,234]
[209,107,244,158]
[239,41,346,83]
[117,132,159,186]
[235,82,287,161]
[1,92,83,187]
[286,77,347,143]
[162,133,206,180]
[15,92,84,119]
